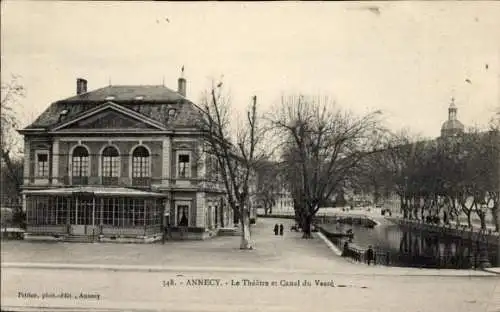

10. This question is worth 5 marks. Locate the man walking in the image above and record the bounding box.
[366,245,375,265]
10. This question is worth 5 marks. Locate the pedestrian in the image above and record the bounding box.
[342,241,349,257]
[366,245,375,265]
[179,213,188,240]
[279,224,284,236]
[274,224,279,236]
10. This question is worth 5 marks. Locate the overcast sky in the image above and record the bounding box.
[2,1,499,139]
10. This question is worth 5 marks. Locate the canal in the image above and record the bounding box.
[321,221,499,269]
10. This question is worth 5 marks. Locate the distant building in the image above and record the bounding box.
[18,75,233,242]
[273,185,294,215]
[440,97,465,138]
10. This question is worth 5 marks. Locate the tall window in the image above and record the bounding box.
[102,146,119,185]
[102,146,119,177]
[36,152,49,177]
[177,205,189,226]
[72,146,89,184]
[132,146,150,178]
[178,154,190,178]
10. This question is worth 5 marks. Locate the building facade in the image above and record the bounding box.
[440,97,465,138]
[19,76,233,242]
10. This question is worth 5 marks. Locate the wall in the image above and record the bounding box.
[25,136,165,186]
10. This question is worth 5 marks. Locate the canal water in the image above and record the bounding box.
[323,221,499,269]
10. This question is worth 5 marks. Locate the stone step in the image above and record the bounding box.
[217,228,241,236]
[65,235,96,243]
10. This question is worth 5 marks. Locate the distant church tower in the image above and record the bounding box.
[440,97,465,138]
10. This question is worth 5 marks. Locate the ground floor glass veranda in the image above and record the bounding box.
[24,187,166,239]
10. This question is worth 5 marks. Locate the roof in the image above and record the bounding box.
[24,85,204,130]
[441,119,465,131]
[62,85,185,102]
[23,186,167,197]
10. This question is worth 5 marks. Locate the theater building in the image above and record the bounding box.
[19,75,232,242]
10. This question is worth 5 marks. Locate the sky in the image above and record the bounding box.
[2,1,500,140]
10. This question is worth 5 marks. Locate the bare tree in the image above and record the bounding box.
[199,81,267,249]
[255,159,280,215]
[460,128,499,230]
[1,75,25,204]
[487,109,500,231]
[269,95,384,238]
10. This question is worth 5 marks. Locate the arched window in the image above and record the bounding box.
[72,146,89,184]
[102,146,119,179]
[132,146,150,178]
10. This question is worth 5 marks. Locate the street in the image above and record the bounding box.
[2,218,499,311]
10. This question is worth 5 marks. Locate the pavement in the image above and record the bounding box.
[2,218,500,312]
[485,267,500,274]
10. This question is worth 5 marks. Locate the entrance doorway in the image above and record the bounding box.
[69,196,95,235]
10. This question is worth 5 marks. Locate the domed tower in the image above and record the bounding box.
[440,97,464,138]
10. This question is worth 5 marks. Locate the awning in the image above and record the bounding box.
[23,186,167,198]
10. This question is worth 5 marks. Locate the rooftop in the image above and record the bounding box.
[24,84,204,130]
[62,85,186,103]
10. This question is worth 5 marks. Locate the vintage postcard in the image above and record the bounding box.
[1,1,499,311]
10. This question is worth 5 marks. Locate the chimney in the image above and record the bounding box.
[76,78,88,95]
[178,77,186,97]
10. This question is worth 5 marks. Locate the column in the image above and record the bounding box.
[196,192,205,227]
[22,194,27,212]
[66,197,70,227]
[75,197,79,225]
[198,143,206,180]
[51,139,59,185]
[100,198,103,226]
[23,140,30,185]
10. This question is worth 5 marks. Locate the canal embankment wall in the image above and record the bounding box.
[258,213,381,227]
[387,217,500,245]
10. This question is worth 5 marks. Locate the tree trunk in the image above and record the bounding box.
[301,207,313,239]
[219,199,225,228]
[450,196,459,225]
[420,198,426,221]
[301,215,312,239]
[479,212,486,230]
[413,197,419,220]
[466,212,472,228]
[492,203,499,232]
[233,208,240,226]
[407,198,413,220]
[239,206,253,250]
[401,196,407,219]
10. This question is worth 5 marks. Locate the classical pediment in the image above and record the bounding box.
[51,102,166,132]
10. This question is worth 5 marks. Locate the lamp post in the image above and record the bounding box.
[477,203,492,268]
[402,176,408,217]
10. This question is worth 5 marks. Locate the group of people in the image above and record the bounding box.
[273,223,284,236]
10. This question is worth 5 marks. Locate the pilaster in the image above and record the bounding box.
[22,194,27,212]
[198,143,206,179]
[52,139,59,184]
[23,139,30,185]
[162,137,171,186]
[196,192,206,227]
